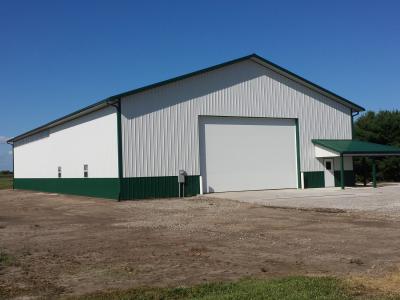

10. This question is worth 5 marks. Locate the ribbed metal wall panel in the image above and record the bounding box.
[121,60,352,177]
[14,107,119,178]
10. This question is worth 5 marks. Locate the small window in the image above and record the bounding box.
[84,164,88,178]
[325,161,332,170]
[58,166,62,178]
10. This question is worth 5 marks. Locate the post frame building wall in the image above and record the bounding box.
[9,54,364,199]
[13,107,120,199]
[120,59,354,194]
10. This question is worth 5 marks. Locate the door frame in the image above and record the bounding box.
[323,158,335,187]
[198,115,301,193]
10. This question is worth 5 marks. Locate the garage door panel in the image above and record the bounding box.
[199,117,297,193]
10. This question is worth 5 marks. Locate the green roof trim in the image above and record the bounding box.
[107,53,365,112]
[8,53,364,143]
[250,54,365,112]
[7,98,118,143]
[312,139,400,155]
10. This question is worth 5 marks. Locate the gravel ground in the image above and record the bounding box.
[206,183,400,217]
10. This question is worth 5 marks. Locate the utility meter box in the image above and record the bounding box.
[178,170,186,183]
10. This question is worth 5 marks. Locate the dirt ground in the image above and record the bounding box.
[1,189,400,299]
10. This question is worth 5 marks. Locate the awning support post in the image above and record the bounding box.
[340,155,345,190]
[372,159,377,188]
[362,157,367,186]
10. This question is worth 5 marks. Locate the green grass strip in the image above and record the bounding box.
[66,276,363,300]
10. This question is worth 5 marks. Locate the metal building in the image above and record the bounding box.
[8,54,400,200]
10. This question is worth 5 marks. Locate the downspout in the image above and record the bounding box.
[108,98,123,201]
[6,140,14,189]
[351,109,360,139]
[372,158,377,188]
[340,154,345,190]
[351,109,360,186]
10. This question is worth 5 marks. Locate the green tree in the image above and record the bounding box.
[354,110,400,182]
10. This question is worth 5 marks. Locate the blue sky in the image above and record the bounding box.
[1,0,399,170]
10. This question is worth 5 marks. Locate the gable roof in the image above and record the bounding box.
[8,53,365,143]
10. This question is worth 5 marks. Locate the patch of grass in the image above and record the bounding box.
[349,270,400,296]
[0,175,13,190]
[66,276,396,300]
[0,250,15,267]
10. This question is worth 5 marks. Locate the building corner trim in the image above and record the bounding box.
[295,119,302,188]
[109,98,124,200]
[351,109,360,140]
[117,99,123,200]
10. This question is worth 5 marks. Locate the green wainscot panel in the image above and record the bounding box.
[303,171,325,188]
[14,175,203,201]
[334,171,356,187]
[120,175,200,200]
[14,178,120,199]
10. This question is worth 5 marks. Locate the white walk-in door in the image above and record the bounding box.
[324,158,335,187]
[199,117,298,193]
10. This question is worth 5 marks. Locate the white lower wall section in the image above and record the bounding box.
[14,106,118,178]
[315,144,340,158]
[199,117,297,193]
[334,156,354,171]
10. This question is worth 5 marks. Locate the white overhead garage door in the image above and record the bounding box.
[199,117,298,193]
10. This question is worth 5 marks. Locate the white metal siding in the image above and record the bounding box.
[315,144,340,158]
[121,60,352,177]
[334,157,354,171]
[199,117,297,192]
[14,107,118,178]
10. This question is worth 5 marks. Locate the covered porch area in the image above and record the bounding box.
[313,139,400,189]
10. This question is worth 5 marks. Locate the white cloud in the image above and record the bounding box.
[0,136,10,144]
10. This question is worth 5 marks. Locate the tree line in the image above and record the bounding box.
[354,110,400,183]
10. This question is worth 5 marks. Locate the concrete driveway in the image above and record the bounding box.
[204,183,400,216]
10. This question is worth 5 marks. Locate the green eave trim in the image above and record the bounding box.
[250,54,364,112]
[8,98,119,143]
[312,139,400,155]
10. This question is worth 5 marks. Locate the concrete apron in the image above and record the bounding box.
[200,183,400,215]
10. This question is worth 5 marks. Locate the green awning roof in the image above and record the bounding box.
[312,139,400,155]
